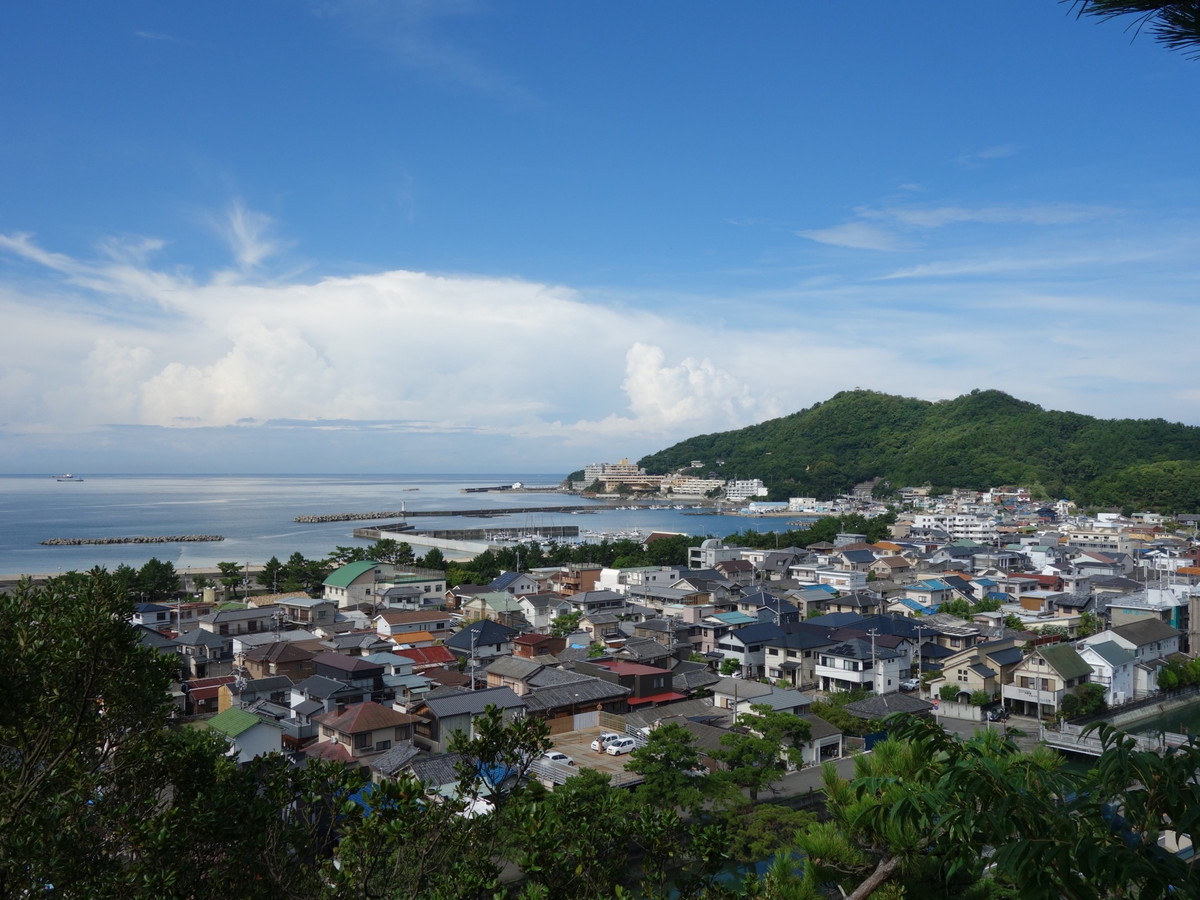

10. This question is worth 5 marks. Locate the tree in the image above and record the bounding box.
[627,721,705,813]
[370,538,415,566]
[0,572,190,895]
[447,704,550,809]
[549,610,583,637]
[719,656,742,676]
[711,703,811,802]
[136,557,180,603]
[506,769,638,899]
[419,546,447,570]
[1078,610,1103,637]
[256,555,284,592]
[1070,1,1200,58]
[216,561,244,599]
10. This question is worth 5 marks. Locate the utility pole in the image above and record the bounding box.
[867,628,880,694]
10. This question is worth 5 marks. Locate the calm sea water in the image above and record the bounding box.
[0,474,759,576]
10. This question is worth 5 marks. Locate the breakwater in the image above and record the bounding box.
[296,504,606,523]
[295,511,418,523]
[40,535,225,545]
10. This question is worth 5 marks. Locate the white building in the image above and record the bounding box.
[725,479,769,502]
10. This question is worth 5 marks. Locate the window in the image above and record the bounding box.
[354,733,371,749]
[375,740,391,751]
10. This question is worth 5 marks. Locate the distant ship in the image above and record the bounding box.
[54,473,83,482]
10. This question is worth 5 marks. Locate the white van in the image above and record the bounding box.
[605,737,636,756]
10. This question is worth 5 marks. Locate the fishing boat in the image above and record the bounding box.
[54,473,83,482]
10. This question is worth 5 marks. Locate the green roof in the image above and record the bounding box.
[323,560,380,588]
[207,707,266,739]
[1037,642,1093,681]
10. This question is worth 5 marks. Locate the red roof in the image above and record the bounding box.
[184,675,236,701]
[396,645,456,668]
[627,692,687,706]
[591,660,670,677]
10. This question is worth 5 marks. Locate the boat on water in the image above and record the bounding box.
[54,473,84,482]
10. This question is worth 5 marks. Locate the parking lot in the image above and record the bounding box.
[543,726,642,781]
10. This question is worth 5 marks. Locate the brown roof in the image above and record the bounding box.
[244,642,317,663]
[313,701,423,734]
[303,740,357,764]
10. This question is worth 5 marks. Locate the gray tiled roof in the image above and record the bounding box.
[421,686,525,717]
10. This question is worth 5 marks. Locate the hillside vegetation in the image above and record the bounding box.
[637,389,1200,511]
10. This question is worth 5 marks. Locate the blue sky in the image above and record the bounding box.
[2,2,1198,475]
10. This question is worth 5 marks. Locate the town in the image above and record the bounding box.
[56,458,1194,896]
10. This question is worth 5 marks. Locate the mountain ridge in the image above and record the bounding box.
[636,389,1200,512]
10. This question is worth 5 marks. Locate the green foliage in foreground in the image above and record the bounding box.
[637,388,1200,510]
[8,570,1200,899]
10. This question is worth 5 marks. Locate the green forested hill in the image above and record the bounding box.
[636,389,1200,511]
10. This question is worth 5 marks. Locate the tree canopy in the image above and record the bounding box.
[1070,1,1200,57]
[636,388,1200,510]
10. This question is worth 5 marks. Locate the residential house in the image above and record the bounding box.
[182,674,236,715]
[319,630,394,657]
[322,560,397,609]
[276,596,338,629]
[410,686,527,752]
[556,564,603,596]
[869,556,914,582]
[1002,642,1093,718]
[311,651,389,702]
[374,608,454,639]
[714,622,785,678]
[574,659,685,709]
[1074,639,1137,706]
[815,639,905,694]
[736,589,801,625]
[199,606,280,638]
[206,707,284,764]
[708,677,812,716]
[131,602,172,631]
[488,571,541,597]
[394,644,457,673]
[513,632,566,659]
[445,620,521,661]
[176,627,232,679]
[461,590,528,627]
[1091,618,1182,697]
[763,626,838,688]
[374,571,448,608]
[219,674,293,712]
[290,673,364,715]
[308,701,423,763]
[925,639,1024,702]
[517,592,573,632]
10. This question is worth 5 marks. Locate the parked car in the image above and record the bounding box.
[542,750,575,766]
[605,737,636,756]
[591,732,620,751]
[899,678,921,692]
[987,707,1010,722]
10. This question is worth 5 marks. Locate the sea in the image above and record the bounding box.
[0,474,781,578]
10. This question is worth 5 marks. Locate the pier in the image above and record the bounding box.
[355,524,581,557]
[296,504,611,523]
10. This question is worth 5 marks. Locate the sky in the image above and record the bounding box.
[2,2,1199,475]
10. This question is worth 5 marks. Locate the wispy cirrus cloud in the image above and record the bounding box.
[796,222,912,251]
[799,197,1112,254]
[957,143,1021,168]
[311,0,537,105]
